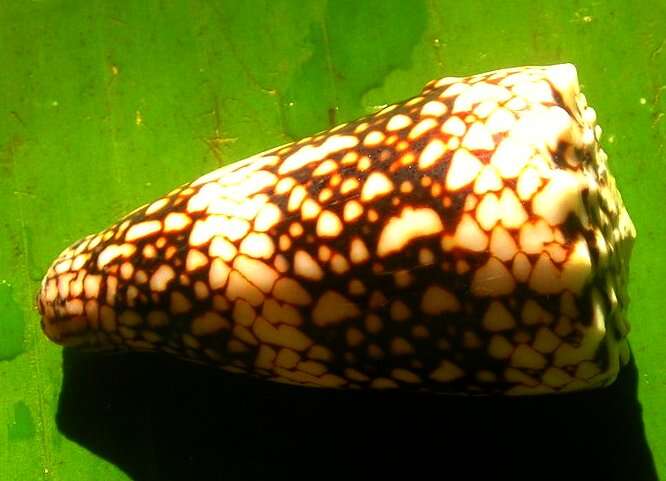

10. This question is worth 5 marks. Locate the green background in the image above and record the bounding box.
[0,0,664,480]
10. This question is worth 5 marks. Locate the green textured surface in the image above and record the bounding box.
[0,1,664,480]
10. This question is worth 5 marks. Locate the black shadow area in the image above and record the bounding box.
[57,349,658,481]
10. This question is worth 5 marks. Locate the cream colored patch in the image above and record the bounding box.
[348,279,366,296]
[420,101,447,117]
[343,200,364,222]
[275,348,300,368]
[491,138,531,179]
[294,250,324,281]
[453,214,488,252]
[471,257,516,296]
[561,238,592,294]
[170,291,191,314]
[145,198,169,215]
[363,130,385,146]
[418,248,435,266]
[361,172,394,202]
[273,278,312,305]
[408,118,438,140]
[516,166,542,200]
[54,259,73,275]
[482,301,516,331]
[512,253,532,283]
[418,139,447,170]
[186,249,209,272]
[209,258,231,290]
[529,253,563,294]
[97,244,136,269]
[340,178,360,194]
[486,108,515,134]
[226,271,264,306]
[489,226,518,261]
[488,335,514,359]
[312,159,338,177]
[461,122,495,151]
[499,188,528,229]
[532,171,583,225]
[234,255,278,293]
[274,253,289,272]
[441,116,466,137]
[511,106,577,152]
[279,135,359,175]
[511,344,547,370]
[390,300,411,321]
[390,337,415,355]
[83,275,101,299]
[232,300,256,327]
[194,281,209,300]
[330,253,350,274]
[421,286,460,314]
[189,216,227,246]
[253,317,312,351]
[187,183,225,212]
[316,210,343,238]
[386,114,413,131]
[533,327,561,353]
[473,101,497,119]
[150,264,175,292]
[312,291,360,327]
[239,233,275,259]
[346,327,365,347]
[474,165,503,194]
[446,149,482,191]
[392,369,421,384]
[254,345,276,369]
[192,312,230,336]
[452,82,512,113]
[275,177,296,195]
[440,82,467,97]
[227,218,252,241]
[520,220,553,254]
[301,199,322,220]
[377,207,443,257]
[209,236,238,262]
[254,204,282,232]
[476,193,501,231]
[349,237,370,264]
[371,378,399,389]
[430,361,464,382]
[287,186,307,212]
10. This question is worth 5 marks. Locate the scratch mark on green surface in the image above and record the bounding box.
[427,0,446,69]
[211,5,272,95]
[651,85,666,128]
[319,16,339,128]
[207,2,291,145]
[651,38,666,61]
[0,281,25,361]
[0,136,24,175]
[106,57,119,89]
[282,0,427,139]
[7,401,36,441]
[10,111,26,128]
[202,96,237,164]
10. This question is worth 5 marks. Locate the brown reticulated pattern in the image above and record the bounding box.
[38,64,636,395]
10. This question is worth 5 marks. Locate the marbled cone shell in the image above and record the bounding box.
[38,64,636,395]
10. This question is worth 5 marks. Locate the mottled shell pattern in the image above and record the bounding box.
[38,64,636,395]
